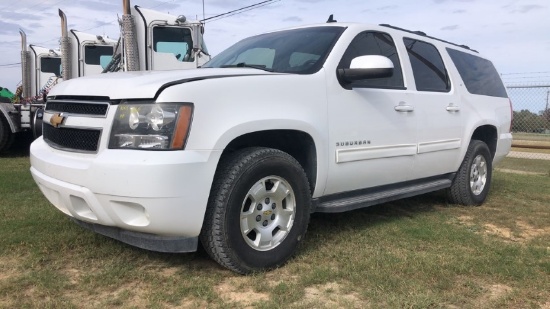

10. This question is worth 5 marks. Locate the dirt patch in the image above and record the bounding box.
[264,266,301,288]
[159,266,179,278]
[215,277,269,307]
[516,221,550,240]
[474,283,512,307]
[0,256,20,282]
[541,301,550,309]
[63,281,152,308]
[179,298,209,308]
[457,215,474,225]
[495,168,547,176]
[455,215,550,243]
[484,224,516,241]
[483,221,550,243]
[65,267,83,285]
[298,282,364,308]
[0,256,24,307]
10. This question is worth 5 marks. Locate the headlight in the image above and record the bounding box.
[109,102,193,150]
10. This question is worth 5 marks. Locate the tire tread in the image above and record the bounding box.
[200,147,310,274]
[447,140,492,206]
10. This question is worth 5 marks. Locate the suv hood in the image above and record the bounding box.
[48,68,274,100]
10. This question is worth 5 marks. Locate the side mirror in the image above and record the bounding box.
[338,55,394,83]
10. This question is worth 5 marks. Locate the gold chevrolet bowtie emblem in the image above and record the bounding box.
[50,113,66,128]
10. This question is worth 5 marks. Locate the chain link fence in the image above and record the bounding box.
[505,83,550,161]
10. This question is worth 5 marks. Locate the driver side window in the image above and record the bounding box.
[153,27,194,62]
[338,31,404,89]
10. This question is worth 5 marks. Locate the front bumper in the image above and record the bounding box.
[30,137,221,251]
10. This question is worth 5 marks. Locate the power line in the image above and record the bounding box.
[202,0,280,22]
[0,62,21,67]
[501,71,550,76]
[502,75,550,80]
[150,0,177,10]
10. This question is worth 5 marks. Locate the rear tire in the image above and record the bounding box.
[200,147,311,274]
[447,140,492,206]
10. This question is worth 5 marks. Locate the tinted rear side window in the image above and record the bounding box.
[446,48,508,98]
[404,38,450,92]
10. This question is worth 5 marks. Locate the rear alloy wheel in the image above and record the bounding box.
[201,147,311,274]
[447,140,492,206]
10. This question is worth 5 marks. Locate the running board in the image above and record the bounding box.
[314,178,452,213]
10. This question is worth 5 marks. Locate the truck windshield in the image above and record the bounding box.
[203,26,345,74]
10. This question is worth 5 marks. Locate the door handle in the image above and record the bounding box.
[394,102,414,112]
[446,104,460,112]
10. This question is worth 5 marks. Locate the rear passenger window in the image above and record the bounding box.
[338,31,404,89]
[404,38,450,92]
[446,48,508,98]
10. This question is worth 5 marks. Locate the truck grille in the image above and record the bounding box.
[46,100,109,116]
[43,98,110,152]
[43,124,102,152]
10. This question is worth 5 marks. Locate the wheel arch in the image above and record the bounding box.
[218,129,318,195]
[470,124,498,159]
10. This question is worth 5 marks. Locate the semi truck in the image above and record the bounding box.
[0,0,209,153]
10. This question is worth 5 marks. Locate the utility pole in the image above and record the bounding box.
[546,90,550,131]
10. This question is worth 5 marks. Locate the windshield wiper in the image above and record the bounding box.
[220,62,274,72]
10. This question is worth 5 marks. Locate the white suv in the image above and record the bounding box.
[30,22,512,274]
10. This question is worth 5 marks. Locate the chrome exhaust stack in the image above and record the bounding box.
[59,9,72,80]
[122,0,140,71]
[20,29,32,98]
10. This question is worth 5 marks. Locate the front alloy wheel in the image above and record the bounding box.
[201,147,311,274]
[240,176,296,251]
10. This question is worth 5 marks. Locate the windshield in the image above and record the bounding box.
[203,26,345,74]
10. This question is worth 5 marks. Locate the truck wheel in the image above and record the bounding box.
[447,140,492,206]
[0,115,14,153]
[200,147,311,274]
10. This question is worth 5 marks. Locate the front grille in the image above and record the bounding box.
[43,124,101,152]
[46,100,109,116]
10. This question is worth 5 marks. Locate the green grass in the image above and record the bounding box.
[1,155,549,308]
[496,157,550,175]
[512,132,550,142]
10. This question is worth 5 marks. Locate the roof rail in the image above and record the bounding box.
[379,24,478,53]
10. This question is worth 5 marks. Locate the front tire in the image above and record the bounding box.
[200,147,311,274]
[447,140,492,206]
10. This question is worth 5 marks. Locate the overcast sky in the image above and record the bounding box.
[0,0,549,92]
